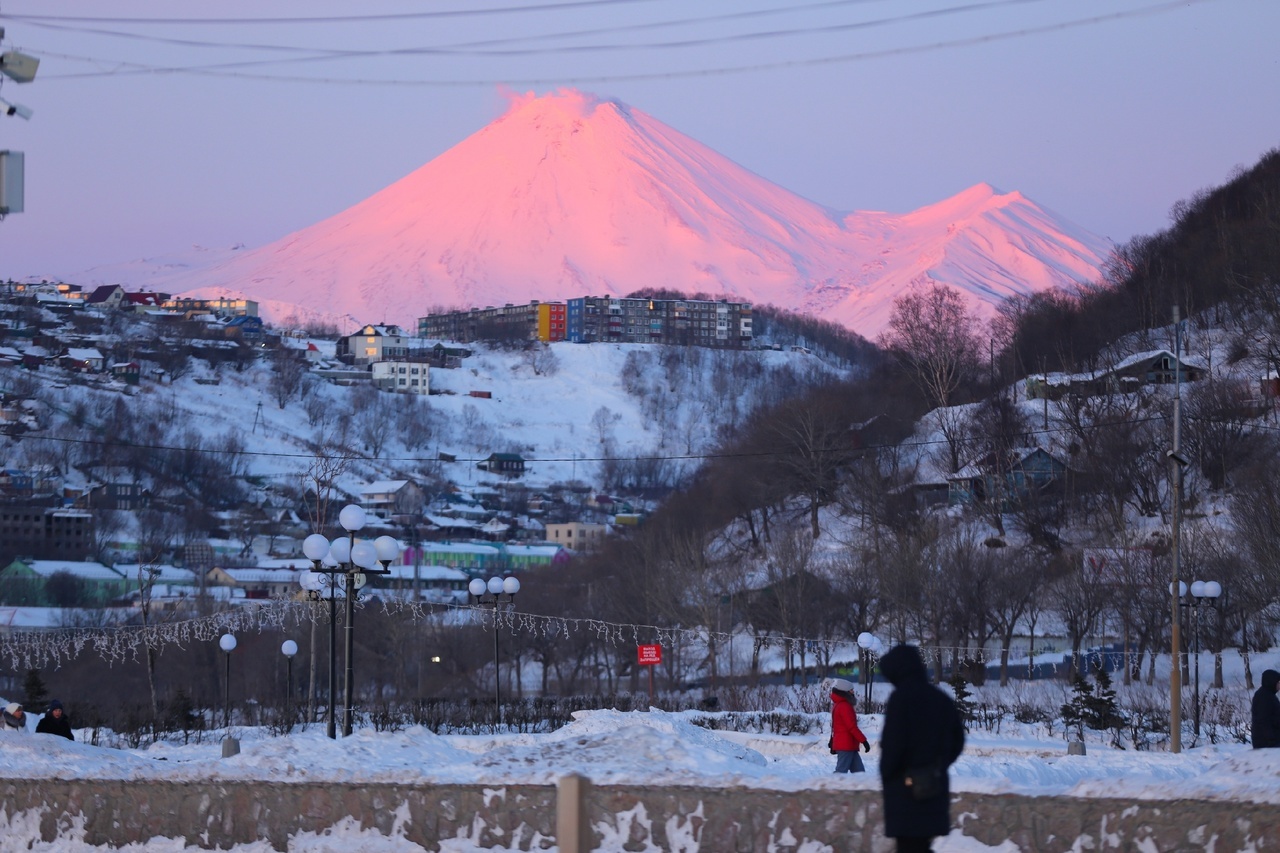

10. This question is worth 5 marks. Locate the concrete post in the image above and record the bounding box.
[556,773,592,853]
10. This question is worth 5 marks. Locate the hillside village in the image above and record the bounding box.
[0,274,1261,637]
[0,280,813,629]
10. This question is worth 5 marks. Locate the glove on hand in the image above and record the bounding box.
[861,741,871,753]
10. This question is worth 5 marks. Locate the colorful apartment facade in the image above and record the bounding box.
[418,296,751,347]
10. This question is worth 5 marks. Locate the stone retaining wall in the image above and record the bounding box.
[2,779,1276,851]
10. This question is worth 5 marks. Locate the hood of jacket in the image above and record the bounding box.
[879,643,929,688]
[1262,669,1280,692]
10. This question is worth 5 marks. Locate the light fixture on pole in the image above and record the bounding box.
[1175,579,1222,739]
[218,633,237,730]
[281,639,298,726]
[298,505,396,738]
[300,538,340,739]
[468,575,521,727]
[856,632,881,714]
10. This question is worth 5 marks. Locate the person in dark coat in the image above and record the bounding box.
[36,698,74,741]
[829,677,870,772]
[1251,669,1280,748]
[878,644,965,853]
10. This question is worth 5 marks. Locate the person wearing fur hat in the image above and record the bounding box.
[2,702,27,731]
[36,699,73,740]
[828,677,870,773]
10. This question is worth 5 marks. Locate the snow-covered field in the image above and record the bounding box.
[2,699,1277,852]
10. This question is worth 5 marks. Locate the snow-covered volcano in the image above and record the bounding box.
[122,89,1111,335]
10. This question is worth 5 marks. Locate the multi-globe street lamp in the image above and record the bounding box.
[298,504,399,738]
[855,632,883,714]
[468,575,521,726]
[218,633,236,729]
[1175,579,1222,738]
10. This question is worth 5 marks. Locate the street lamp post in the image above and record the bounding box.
[219,633,237,730]
[1176,579,1222,738]
[300,544,340,738]
[299,505,398,738]
[856,632,882,715]
[281,639,298,726]
[468,575,521,727]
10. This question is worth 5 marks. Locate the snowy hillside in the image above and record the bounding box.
[71,90,1111,338]
[19,338,846,506]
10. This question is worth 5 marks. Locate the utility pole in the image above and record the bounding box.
[1169,306,1185,754]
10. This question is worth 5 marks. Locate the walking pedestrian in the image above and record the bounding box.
[878,645,965,853]
[829,677,870,773]
[1251,669,1280,748]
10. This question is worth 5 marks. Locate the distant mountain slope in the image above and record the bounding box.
[89,89,1112,336]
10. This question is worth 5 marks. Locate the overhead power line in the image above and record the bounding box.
[0,0,672,26]
[18,0,1218,86]
[8,0,1049,58]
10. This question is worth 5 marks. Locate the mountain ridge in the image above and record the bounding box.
[74,89,1112,336]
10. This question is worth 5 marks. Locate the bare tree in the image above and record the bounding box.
[269,347,307,409]
[1046,551,1108,679]
[351,385,398,458]
[986,545,1046,685]
[753,395,852,539]
[880,282,982,472]
[520,343,560,376]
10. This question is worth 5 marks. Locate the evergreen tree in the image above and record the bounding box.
[22,669,49,711]
[1082,661,1124,732]
[948,669,975,727]
[1060,673,1091,739]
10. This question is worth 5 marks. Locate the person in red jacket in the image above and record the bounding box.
[829,677,870,773]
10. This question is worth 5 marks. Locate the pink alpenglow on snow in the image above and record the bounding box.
[135,89,1111,336]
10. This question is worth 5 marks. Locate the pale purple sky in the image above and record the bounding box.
[1,0,1277,282]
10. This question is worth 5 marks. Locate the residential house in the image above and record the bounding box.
[360,479,425,520]
[84,285,126,310]
[948,447,1069,507]
[222,315,265,339]
[478,517,513,541]
[0,559,131,606]
[122,291,169,312]
[61,347,105,372]
[371,360,430,394]
[0,468,60,498]
[119,583,244,612]
[422,514,484,540]
[371,564,470,603]
[1026,350,1207,401]
[109,361,141,385]
[79,482,151,511]
[477,453,526,477]
[337,324,410,366]
[545,521,608,551]
[112,563,202,590]
[205,566,301,600]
